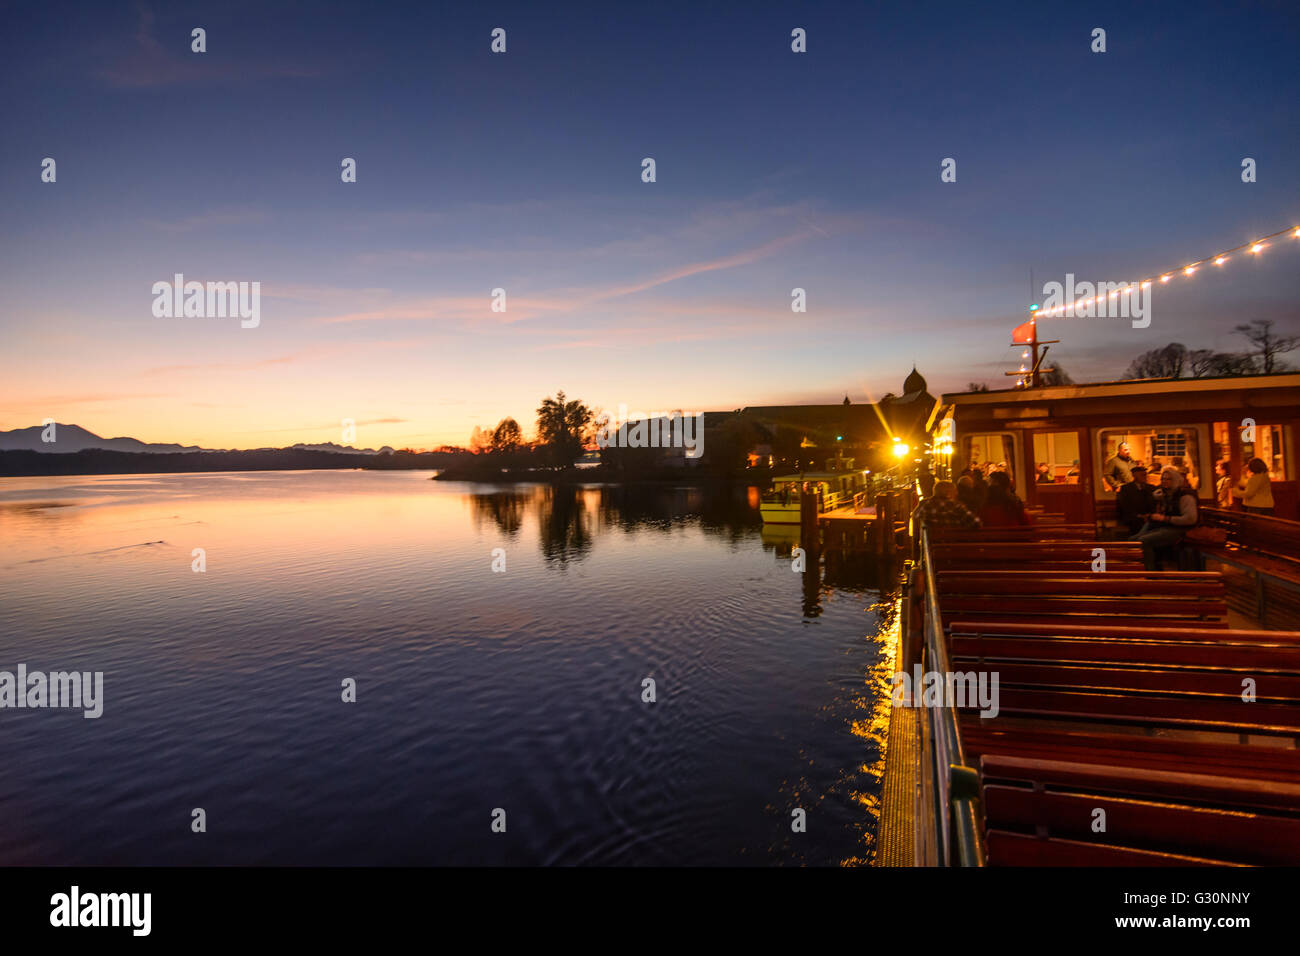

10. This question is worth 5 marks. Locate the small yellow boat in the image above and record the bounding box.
[759,455,871,524]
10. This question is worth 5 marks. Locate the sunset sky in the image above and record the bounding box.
[3,1,1298,450]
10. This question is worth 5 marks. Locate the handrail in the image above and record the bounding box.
[919,526,987,867]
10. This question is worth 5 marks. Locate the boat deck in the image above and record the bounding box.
[890,520,1300,867]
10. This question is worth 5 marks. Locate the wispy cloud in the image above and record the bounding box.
[141,206,268,234]
[99,3,321,89]
[313,227,824,326]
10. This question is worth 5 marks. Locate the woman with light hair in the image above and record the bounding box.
[1130,466,1199,570]
[1233,458,1275,515]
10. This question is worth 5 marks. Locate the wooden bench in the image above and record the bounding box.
[929,524,1098,542]
[980,755,1300,865]
[947,616,1300,738]
[1197,508,1300,627]
[961,722,1300,783]
[1201,508,1300,564]
[931,542,1143,573]
[938,571,1228,628]
[925,542,1300,864]
[984,830,1236,866]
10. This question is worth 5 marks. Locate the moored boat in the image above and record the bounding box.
[759,454,871,524]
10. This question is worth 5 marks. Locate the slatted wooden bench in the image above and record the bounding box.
[984,830,1237,865]
[980,755,1300,865]
[961,722,1300,783]
[950,624,1300,735]
[931,542,1143,573]
[1197,508,1300,627]
[929,524,1098,542]
[938,571,1228,628]
[925,527,1300,864]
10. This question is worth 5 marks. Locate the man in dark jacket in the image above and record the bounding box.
[1115,465,1156,536]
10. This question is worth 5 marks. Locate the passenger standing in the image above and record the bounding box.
[1233,458,1275,515]
[1214,461,1233,509]
[1103,442,1136,491]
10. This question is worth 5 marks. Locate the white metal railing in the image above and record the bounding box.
[918,526,987,866]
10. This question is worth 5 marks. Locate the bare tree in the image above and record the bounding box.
[965,381,990,392]
[1123,343,1188,380]
[1188,349,1255,378]
[1234,320,1298,374]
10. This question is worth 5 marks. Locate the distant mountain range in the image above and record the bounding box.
[0,424,394,455]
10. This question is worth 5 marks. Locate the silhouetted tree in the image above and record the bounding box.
[1039,362,1073,386]
[965,382,990,392]
[1123,343,1189,380]
[536,391,594,467]
[1234,319,1298,374]
[491,417,523,452]
[468,425,493,454]
[1188,349,1255,378]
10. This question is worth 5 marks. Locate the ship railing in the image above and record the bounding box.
[917,526,987,867]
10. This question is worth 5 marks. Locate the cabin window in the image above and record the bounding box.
[1242,423,1289,480]
[1032,432,1080,484]
[1212,421,1231,473]
[962,433,1015,484]
[1099,427,1202,491]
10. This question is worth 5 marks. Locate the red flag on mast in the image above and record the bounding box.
[1010,318,1036,344]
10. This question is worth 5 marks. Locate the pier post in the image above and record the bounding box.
[875,493,892,555]
[801,482,821,561]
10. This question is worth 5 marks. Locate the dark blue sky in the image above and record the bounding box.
[3,0,1298,447]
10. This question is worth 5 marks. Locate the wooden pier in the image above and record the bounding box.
[799,487,912,559]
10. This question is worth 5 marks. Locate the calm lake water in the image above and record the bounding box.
[0,470,898,865]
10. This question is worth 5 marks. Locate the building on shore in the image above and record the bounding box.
[701,367,938,474]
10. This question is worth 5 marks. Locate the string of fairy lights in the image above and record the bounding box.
[1029,222,1294,319]
[1009,223,1300,383]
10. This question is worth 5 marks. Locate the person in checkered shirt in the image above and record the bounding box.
[914,480,982,529]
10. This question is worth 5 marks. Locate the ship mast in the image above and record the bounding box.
[1007,309,1059,388]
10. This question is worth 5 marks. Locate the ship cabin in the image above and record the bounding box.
[929,373,1300,524]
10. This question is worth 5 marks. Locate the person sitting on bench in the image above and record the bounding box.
[1116,464,1156,536]
[980,470,1034,527]
[913,480,982,529]
[1130,467,1198,570]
